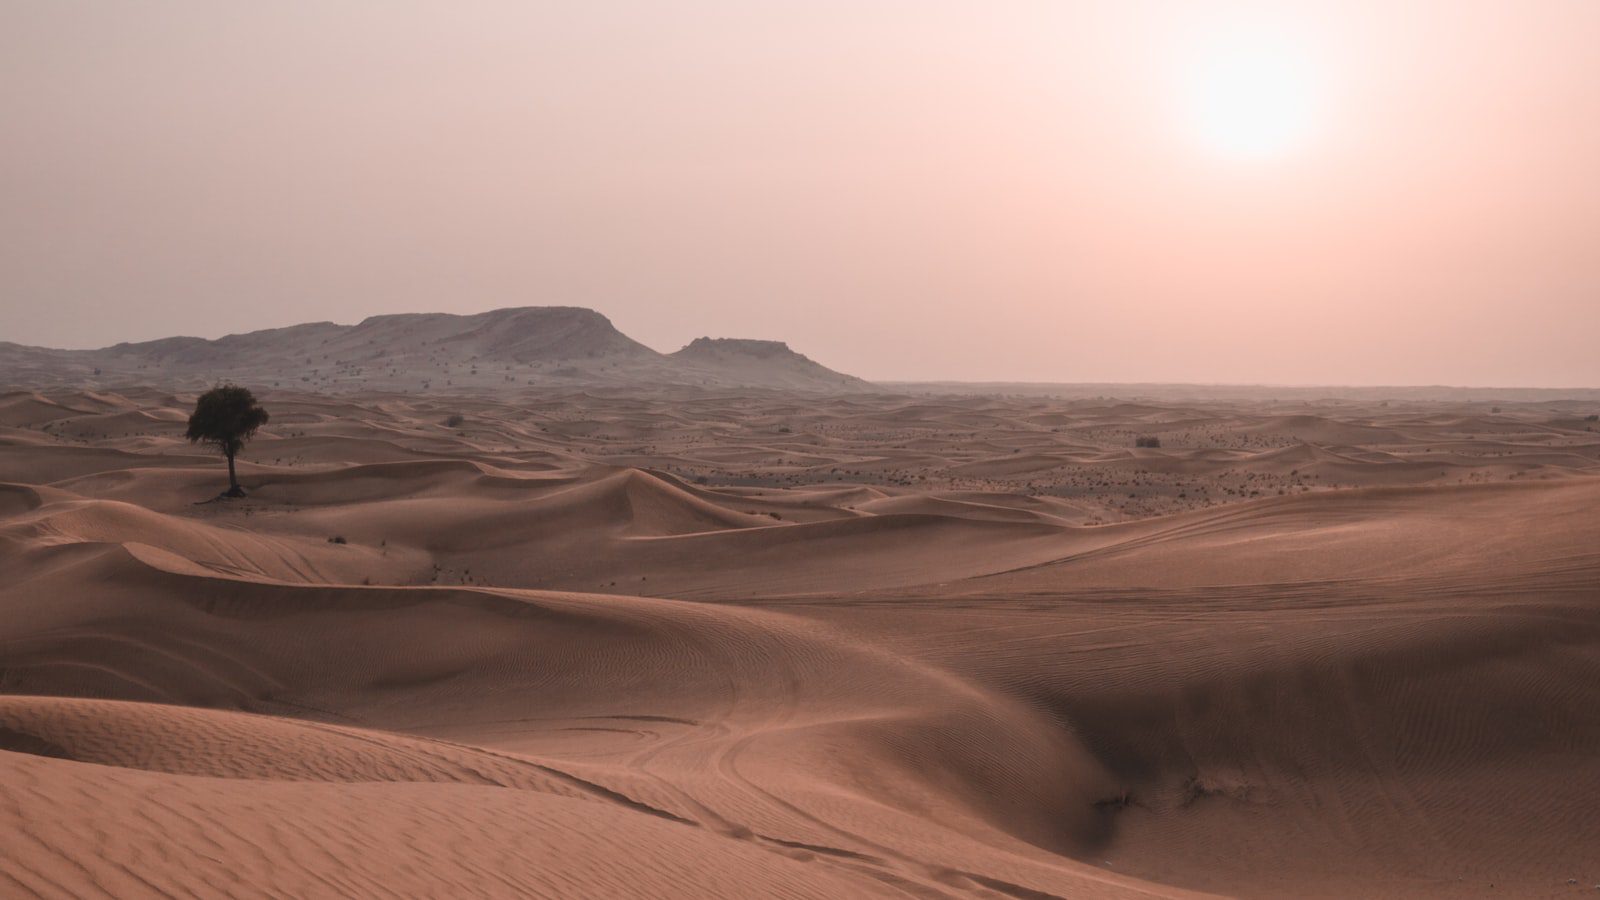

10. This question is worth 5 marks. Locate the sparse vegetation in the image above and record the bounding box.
[1134,436,1162,448]
[444,414,465,428]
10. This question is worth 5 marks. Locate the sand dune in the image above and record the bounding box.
[3,386,1599,897]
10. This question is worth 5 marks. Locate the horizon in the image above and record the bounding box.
[4,2,1599,387]
[11,301,1600,392]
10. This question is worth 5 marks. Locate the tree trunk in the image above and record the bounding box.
[225,450,243,497]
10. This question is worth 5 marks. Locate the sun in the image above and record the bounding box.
[1180,25,1321,161]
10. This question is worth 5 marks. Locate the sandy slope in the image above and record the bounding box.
[2,387,1599,898]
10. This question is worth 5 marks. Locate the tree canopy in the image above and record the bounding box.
[187,384,269,496]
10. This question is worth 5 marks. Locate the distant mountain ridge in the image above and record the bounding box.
[0,306,871,393]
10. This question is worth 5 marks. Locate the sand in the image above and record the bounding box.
[2,384,1598,897]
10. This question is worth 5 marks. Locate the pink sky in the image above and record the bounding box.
[2,2,1597,385]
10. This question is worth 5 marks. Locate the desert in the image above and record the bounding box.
[6,2,1600,896]
[3,327,1599,896]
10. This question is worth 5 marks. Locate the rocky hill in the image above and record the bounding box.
[0,307,869,393]
[670,338,870,392]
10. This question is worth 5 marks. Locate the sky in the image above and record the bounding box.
[2,1,1598,386]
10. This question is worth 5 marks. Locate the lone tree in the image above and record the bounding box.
[186,384,270,498]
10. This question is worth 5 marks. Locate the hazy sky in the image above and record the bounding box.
[3,2,1598,385]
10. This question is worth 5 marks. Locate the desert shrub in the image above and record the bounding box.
[328,535,347,544]
[444,414,465,428]
[1134,436,1162,448]
[1586,414,1599,422]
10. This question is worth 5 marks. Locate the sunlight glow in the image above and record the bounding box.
[1181,25,1322,161]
